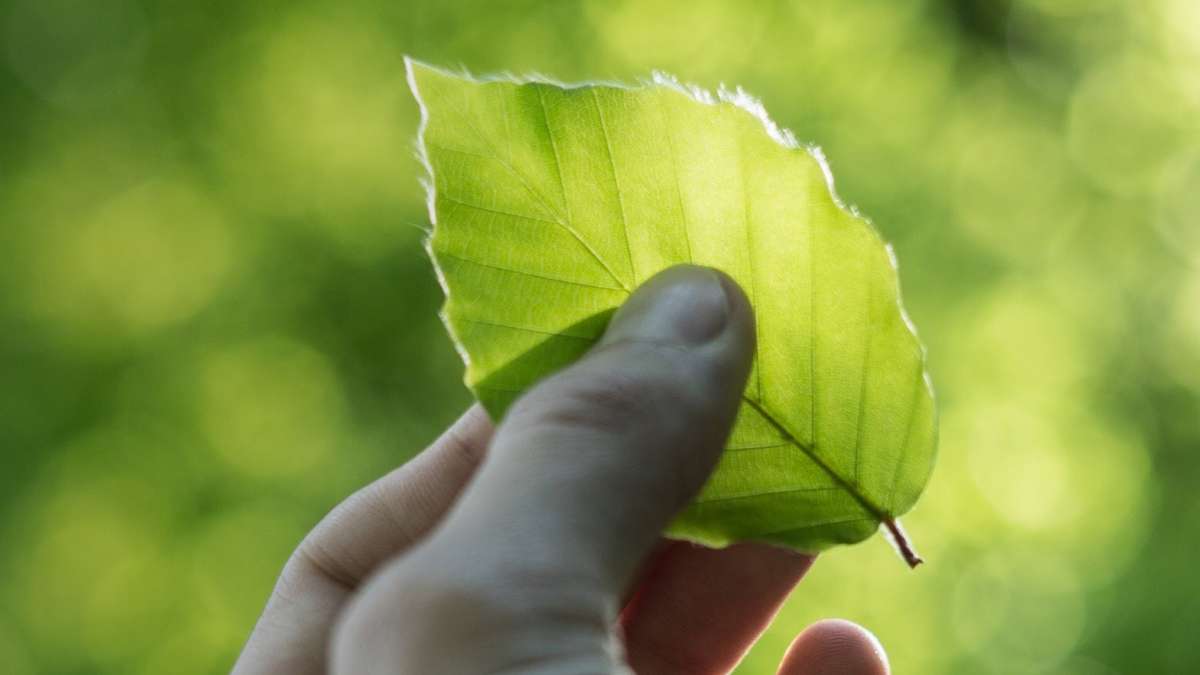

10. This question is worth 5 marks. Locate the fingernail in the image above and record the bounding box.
[604,266,731,346]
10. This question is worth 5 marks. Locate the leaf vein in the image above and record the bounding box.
[852,265,873,488]
[754,516,876,540]
[439,194,562,227]
[657,92,693,263]
[535,86,632,292]
[736,129,763,401]
[726,441,790,452]
[888,362,926,510]
[438,252,628,292]
[429,111,564,223]
[592,89,637,283]
[808,170,818,450]
[694,485,841,505]
[460,318,598,342]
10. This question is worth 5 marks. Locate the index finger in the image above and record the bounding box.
[622,541,816,674]
[232,405,493,675]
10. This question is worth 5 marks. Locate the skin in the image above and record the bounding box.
[234,265,890,675]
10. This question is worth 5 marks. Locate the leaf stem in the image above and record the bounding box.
[882,518,923,569]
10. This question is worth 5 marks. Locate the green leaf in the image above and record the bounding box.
[407,59,937,565]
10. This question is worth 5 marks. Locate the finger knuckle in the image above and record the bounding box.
[524,365,668,436]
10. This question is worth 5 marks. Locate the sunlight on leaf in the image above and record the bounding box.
[407,60,937,563]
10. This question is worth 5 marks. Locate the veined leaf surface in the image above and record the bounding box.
[407,59,937,564]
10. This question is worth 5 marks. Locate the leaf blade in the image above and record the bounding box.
[409,59,938,561]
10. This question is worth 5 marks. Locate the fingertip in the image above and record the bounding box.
[708,267,755,338]
[601,265,744,349]
[778,619,889,675]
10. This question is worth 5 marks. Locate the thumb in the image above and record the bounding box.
[332,265,755,674]
[461,264,755,592]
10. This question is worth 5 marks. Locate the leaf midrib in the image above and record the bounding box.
[742,396,890,525]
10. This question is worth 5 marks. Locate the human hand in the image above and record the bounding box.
[233,265,889,674]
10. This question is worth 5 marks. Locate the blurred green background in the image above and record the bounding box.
[1,0,1198,672]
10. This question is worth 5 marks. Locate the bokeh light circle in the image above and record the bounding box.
[1067,57,1196,196]
[3,0,147,107]
[198,337,346,479]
